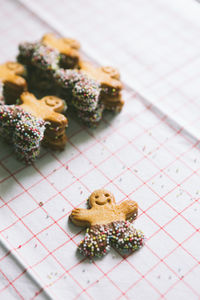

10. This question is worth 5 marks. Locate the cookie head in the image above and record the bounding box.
[89,189,115,208]
[41,96,66,113]
[101,66,120,80]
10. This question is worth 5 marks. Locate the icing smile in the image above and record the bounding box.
[95,200,107,205]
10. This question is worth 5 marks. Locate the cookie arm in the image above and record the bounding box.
[117,200,138,220]
[70,208,91,227]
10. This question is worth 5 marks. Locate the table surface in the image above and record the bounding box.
[1,0,200,299]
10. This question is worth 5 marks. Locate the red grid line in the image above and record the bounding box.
[1,0,200,299]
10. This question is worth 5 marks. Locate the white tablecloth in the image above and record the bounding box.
[1,0,200,299]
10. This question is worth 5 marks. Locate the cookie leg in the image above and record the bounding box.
[111,221,145,253]
[78,225,111,259]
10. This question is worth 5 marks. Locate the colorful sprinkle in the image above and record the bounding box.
[78,221,145,259]
[0,104,46,163]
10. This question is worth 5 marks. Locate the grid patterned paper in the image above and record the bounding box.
[1,0,200,299]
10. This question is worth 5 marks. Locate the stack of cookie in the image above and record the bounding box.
[19,92,68,150]
[17,33,124,126]
[0,92,68,162]
[0,33,124,162]
[70,189,145,259]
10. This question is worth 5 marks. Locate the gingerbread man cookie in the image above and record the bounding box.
[19,92,68,150]
[0,62,27,104]
[70,189,145,259]
[101,93,124,112]
[42,33,80,68]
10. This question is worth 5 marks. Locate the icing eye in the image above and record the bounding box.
[104,193,109,197]
[95,195,99,199]
[107,198,111,203]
